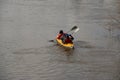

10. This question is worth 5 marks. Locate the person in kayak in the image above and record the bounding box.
[64,34,74,43]
[56,30,64,39]
[57,30,74,44]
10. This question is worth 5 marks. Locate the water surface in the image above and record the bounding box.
[0,0,120,80]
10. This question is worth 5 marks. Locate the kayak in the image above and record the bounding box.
[56,39,74,49]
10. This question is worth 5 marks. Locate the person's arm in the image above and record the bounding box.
[69,34,74,40]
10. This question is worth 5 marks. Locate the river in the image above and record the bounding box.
[0,0,120,80]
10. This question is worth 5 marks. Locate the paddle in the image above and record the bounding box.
[69,26,79,34]
[49,26,79,42]
[67,26,78,33]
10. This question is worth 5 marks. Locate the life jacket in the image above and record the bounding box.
[64,37,73,43]
[57,33,64,39]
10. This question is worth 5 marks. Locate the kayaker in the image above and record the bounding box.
[64,34,74,43]
[56,30,64,39]
[57,30,74,44]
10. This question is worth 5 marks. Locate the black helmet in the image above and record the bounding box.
[59,30,63,34]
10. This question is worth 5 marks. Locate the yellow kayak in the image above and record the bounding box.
[56,39,74,49]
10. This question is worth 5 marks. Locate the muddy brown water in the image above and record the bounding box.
[0,0,120,80]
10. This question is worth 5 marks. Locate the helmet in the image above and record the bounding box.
[59,30,63,34]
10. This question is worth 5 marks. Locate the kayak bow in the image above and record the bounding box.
[56,39,74,49]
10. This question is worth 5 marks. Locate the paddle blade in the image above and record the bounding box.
[70,26,78,31]
[49,40,55,42]
[74,27,79,33]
